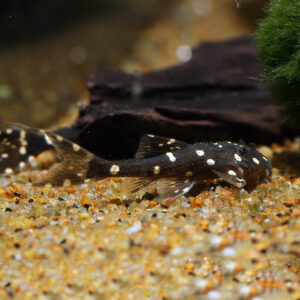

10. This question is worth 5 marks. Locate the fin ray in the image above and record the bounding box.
[0,122,95,186]
[28,131,95,186]
[0,122,50,173]
[212,169,246,188]
[121,176,194,201]
[136,134,187,159]
[155,178,194,200]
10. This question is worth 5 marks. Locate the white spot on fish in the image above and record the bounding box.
[5,168,13,175]
[158,143,164,147]
[186,171,193,177]
[19,161,26,169]
[218,145,223,148]
[182,187,190,193]
[1,153,8,159]
[207,159,215,166]
[44,134,52,145]
[167,138,175,145]
[166,152,176,162]
[196,149,204,157]
[20,130,26,140]
[19,146,27,155]
[5,128,13,134]
[148,134,155,138]
[56,135,63,142]
[234,153,242,162]
[72,143,80,152]
[252,157,260,165]
[228,170,236,176]
[110,164,120,175]
[21,140,28,146]
[153,165,160,175]
[28,155,37,168]
[262,156,268,161]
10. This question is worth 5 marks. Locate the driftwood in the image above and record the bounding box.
[60,37,282,160]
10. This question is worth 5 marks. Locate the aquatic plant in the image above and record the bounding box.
[255,0,300,130]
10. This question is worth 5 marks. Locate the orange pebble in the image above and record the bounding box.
[184,262,195,273]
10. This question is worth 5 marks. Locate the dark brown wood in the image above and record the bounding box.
[60,37,282,160]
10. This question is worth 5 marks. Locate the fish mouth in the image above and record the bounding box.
[245,167,271,187]
[267,162,273,178]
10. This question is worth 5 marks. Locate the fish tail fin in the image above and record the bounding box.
[0,122,97,187]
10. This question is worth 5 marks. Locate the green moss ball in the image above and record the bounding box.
[255,0,300,131]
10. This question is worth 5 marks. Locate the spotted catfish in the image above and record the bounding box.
[0,123,272,199]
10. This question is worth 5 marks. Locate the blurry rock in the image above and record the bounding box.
[58,37,284,160]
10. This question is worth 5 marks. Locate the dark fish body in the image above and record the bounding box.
[0,123,272,199]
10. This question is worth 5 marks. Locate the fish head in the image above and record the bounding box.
[209,142,272,188]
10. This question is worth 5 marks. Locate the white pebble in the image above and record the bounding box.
[195,279,207,289]
[207,291,221,299]
[211,236,222,246]
[170,247,183,255]
[240,285,252,295]
[222,247,236,256]
[225,261,237,271]
[128,221,142,233]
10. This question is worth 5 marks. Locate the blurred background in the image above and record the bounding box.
[0,0,267,128]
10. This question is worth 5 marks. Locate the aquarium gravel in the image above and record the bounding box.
[0,142,299,300]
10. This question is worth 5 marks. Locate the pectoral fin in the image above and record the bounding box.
[212,168,246,188]
[120,177,194,201]
[155,178,194,200]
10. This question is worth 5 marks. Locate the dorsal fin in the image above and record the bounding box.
[248,142,256,150]
[135,134,188,159]
[238,139,246,146]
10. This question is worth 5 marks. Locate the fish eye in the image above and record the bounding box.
[238,146,248,155]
